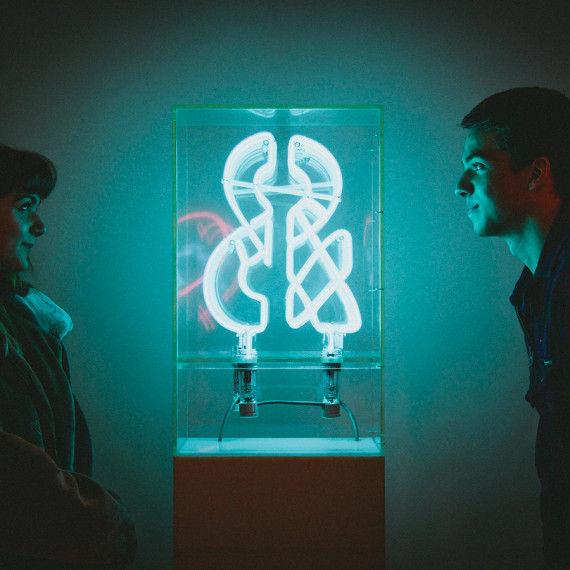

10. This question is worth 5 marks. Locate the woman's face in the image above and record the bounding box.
[0,192,45,273]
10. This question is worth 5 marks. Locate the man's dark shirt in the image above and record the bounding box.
[510,201,570,436]
[510,201,570,566]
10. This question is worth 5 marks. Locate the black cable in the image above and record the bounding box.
[218,398,360,442]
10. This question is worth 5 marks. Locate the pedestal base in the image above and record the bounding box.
[174,455,385,569]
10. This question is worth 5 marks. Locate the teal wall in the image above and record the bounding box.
[1,1,568,567]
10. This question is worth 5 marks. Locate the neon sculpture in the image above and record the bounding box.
[285,135,361,356]
[203,132,275,353]
[202,131,361,427]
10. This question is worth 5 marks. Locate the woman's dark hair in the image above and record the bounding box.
[461,87,570,201]
[0,144,57,200]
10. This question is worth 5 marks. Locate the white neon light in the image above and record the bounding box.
[203,132,276,351]
[284,135,361,354]
[202,131,361,354]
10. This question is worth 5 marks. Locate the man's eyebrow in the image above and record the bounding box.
[462,151,491,164]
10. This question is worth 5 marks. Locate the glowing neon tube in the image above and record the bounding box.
[284,135,361,354]
[202,131,361,355]
[202,132,276,351]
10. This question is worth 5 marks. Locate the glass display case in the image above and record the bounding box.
[174,106,383,456]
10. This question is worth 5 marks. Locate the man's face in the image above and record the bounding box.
[456,129,530,238]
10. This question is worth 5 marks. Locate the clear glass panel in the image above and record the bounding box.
[175,107,383,456]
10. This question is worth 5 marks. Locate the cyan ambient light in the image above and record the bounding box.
[175,107,383,456]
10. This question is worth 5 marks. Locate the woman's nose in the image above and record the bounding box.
[30,213,46,237]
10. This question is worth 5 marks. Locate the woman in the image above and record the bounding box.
[0,144,136,568]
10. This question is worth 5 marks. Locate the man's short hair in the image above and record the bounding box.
[461,87,570,201]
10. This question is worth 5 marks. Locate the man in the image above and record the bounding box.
[456,87,570,568]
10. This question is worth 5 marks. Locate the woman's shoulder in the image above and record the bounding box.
[15,289,73,340]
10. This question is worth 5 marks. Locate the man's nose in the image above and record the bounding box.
[30,213,46,237]
[455,171,472,198]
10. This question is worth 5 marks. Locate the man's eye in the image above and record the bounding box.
[472,163,485,171]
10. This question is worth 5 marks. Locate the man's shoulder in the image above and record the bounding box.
[549,236,570,311]
[553,229,570,272]
[547,204,570,275]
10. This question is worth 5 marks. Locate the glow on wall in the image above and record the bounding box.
[175,107,383,456]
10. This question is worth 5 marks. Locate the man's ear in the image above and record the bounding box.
[528,157,551,191]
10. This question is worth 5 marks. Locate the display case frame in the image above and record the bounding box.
[174,106,384,457]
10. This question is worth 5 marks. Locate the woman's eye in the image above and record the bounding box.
[16,196,40,211]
